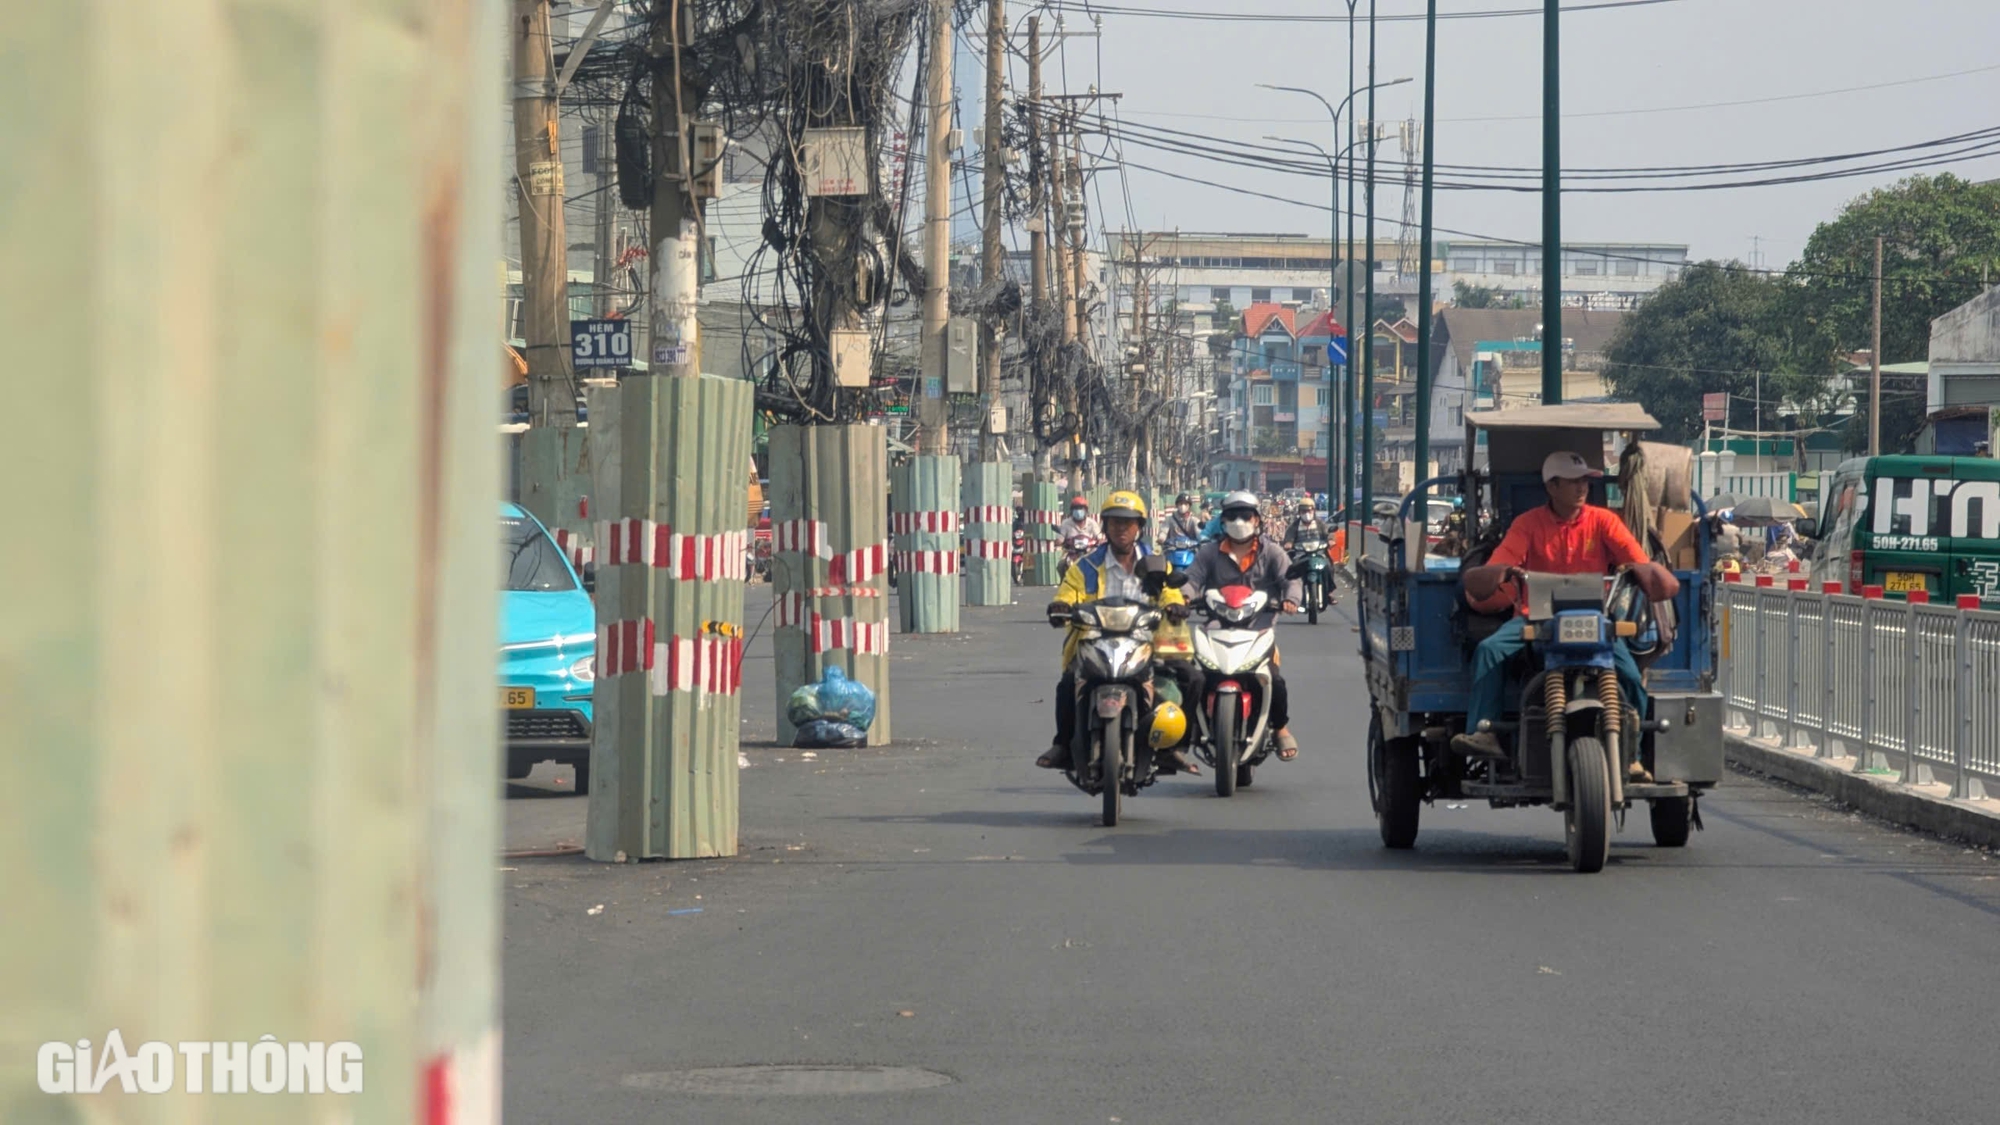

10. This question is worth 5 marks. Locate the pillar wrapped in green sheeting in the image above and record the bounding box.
[2,1,506,1115]
[962,461,1013,606]
[1025,478,1065,586]
[893,455,962,632]
[586,374,751,861]
[768,425,894,746]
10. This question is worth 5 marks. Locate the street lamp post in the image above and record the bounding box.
[1360,0,1379,555]
[1259,74,1410,507]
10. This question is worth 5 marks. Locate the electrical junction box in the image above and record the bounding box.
[691,121,725,199]
[989,405,1007,433]
[946,317,976,393]
[802,127,869,197]
[829,328,875,388]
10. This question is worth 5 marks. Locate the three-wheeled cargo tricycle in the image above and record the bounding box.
[1358,404,1724,873]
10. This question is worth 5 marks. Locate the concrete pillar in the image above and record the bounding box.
[769,425,894,746]
[894,455,963,632]
[1,1,504,1116]
[962,461,1013,606]
[586,374,751,861]
[1025,478,1065,586]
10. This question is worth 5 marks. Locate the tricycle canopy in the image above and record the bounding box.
[1466,403,1661,479]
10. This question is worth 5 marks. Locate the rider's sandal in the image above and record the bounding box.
[1275,731,1300,761]
[1036,745,1071,770]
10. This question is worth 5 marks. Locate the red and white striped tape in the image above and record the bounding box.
[896,550,961,575]
[828,542,889,585]
[774,518,831,558]
[597,617,742,700]
[810,615,890,656]
[553,528,595,571]
[773,597,890,655]
[891,510,960,535]
[964,504,1008,525]
[596,518,748,580]
[966,538,1010,559]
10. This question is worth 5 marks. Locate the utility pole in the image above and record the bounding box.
[1539,0,1563,406]
[979,0,1006,464]
[1027,19,1047,317]
[1069,128,1092,487]
[512,0,586,542]
[918,0,953,454]
[1412,0,1438,484]
[593,112,615,317]
[1869,235,1883,456]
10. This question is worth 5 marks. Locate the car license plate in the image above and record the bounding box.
[1882,572,1928,593]
[502,687,536,709]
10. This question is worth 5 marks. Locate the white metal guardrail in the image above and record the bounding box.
[1720,580,2000,800]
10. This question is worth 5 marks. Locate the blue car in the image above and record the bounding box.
[500,502,596,791]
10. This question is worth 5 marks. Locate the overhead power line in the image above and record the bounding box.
[1040,0,1683,24]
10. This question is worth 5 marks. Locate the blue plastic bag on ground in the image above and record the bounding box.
[795,719,867,749]
[786,666,877,744]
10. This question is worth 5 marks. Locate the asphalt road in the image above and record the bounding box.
[503,589,2000,1125]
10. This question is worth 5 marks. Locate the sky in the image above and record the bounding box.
[975,0,2000,266]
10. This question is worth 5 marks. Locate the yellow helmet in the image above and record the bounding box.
[1147,701,1188,749]
[1101,490,1148,521]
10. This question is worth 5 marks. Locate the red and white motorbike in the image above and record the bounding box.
[1058,533,1099,578]
[1191,586,1279,798]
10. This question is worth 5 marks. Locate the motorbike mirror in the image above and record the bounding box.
[1162,569,1191,589]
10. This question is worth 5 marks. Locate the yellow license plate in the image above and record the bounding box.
[502,687,536,709]
[1882,572,1928,593]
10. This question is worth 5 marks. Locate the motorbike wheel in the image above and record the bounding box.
[1649,796,1693,848]
[1212,700,1238,798]
[1376,733,1421,848]
[1565,737,1612,873]
[1100,728,1122,827]
[1306,581,1319,625]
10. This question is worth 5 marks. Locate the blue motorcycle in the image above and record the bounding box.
[1286,532,1334,624]
[1164,536,1198,570]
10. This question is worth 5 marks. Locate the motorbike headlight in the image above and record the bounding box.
[1072,604,1101,629]
[569,655,595,683]
[1557,613,1603,645]
[1095,603,1139,632]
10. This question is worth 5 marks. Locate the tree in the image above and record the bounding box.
[1602,261,1792,443]
[1452,279,1502,308]
[1787,175,2000,451]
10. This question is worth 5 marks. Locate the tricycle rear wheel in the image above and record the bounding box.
[1649,796,1692,848]
[1376,732,1422,849]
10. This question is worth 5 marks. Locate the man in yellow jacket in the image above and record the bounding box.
[1036,491,1201,774]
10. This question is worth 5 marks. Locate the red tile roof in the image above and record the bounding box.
[1241,303,1296,339]
[1296,310,1346,340]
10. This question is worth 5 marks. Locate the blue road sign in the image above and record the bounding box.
[1328,334,1349,366]
[570,318,632,369]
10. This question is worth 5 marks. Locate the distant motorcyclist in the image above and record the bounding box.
[1170,491,1305,762]
[1056,495,1102,544]
[1166,493,1204,543]
[1038,492,1202,775]
[1282,495,1328,550]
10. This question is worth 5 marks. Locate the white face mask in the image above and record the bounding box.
[1071,509,1087,521]
[1223,517,1257,541]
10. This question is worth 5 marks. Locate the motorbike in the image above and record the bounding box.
[1058,532,1098,578]
[1190,586,1279,797]
[1286,533,1333,624]
[1164,535,1199,570]
[1012,528,1027,585]
[1048,581,1176,826]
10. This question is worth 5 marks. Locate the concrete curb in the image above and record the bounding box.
[1724,732,2000,851]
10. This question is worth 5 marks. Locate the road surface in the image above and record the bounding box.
[503,594,2000,1124]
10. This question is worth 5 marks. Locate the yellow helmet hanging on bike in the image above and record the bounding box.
[1147,701,1188,749]
[1101,490,1148,521]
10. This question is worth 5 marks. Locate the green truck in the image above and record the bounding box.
[1808,455,2000,600]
